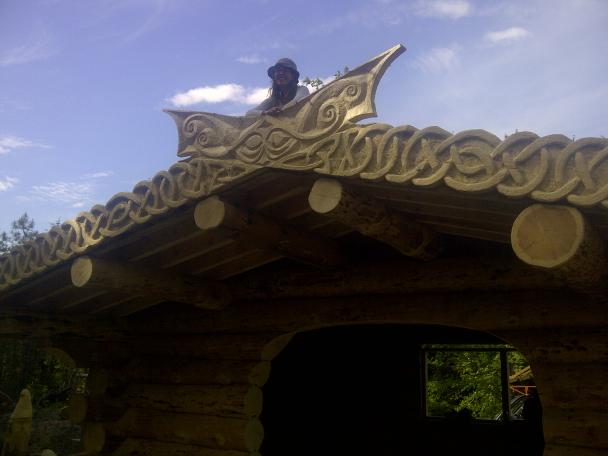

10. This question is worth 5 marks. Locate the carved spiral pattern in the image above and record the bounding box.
[0,159,258,290]
[255,125,608,210]
[3,122,608,292]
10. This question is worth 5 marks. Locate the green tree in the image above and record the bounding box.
[426,348,529,420]
[0,213,38,254]
[302,66,350,91]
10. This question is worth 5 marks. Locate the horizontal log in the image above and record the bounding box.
[64,394,126,424]
[545,444,608,455]
[228,256,563,300]
[112,358,271,386]
[82,395,127,423]
[532,362,608,410]
[194,196,346,267]
[51,338,130,368]
[107,409,263,452]
[114,439,255,456]
[71,256,231,310]
[131,333,281,361]
[129,290,599,335]
[308,178,440,259]
[120,384,262,419]
[496,327,608,364]
[543,406,608,449]
[0,310,126,341]
[87,368,110,396]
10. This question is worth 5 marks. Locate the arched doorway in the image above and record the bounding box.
[261,324,543,456]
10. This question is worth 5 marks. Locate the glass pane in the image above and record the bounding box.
[426,350,502,420]
[507,351,536,420]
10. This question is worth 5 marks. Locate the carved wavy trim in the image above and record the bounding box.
[0,159,259,291]
[2,126,608,292]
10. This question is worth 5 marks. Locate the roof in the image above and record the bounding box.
[1,44,607,313]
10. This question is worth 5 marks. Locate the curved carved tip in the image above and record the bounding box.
[322,44,406,124]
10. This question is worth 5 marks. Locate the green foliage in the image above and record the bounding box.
[302,66,351,91]
[426,350,509,420]
[0,340,85,407]
[0,213,38,254]
[0,214,84,450]
[301,76,324,90]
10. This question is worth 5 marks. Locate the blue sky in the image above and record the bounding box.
[1,0,607,233]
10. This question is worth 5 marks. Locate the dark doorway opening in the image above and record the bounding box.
[260,324,543,456]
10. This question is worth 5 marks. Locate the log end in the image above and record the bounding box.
[71,256,94,287]
[511,204,585,268]
[244,386,264,417]
[194,196,226,231]
[245,418,264,452]
[308,178,343,214]
[248,361,271,387]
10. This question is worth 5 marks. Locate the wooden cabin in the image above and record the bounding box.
[0,45,606,455]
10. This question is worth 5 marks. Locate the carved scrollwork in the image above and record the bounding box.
[0,159,258,290]
[2,44,607,292]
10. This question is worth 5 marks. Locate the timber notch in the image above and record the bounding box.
[0,45,607,455]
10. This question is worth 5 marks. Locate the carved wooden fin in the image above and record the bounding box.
[164,44,406,159]
[308,178,439,260]
[194,196,347,267]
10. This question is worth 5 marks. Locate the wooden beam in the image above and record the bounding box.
[71,256,231,310]
[194,196,346,267]
[227,256,563,301]
[0,309,127,341]
[119,383,263,419]
[511,204,607,292]
[308,178,440,259]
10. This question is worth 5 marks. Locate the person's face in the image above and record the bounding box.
[273,66,294,86]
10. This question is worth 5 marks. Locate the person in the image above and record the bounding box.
[246,58,310,116]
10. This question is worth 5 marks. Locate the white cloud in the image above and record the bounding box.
[0,136,50,155]
[0,177,18,192]
[244,87,270,105]
[484,27,531,44]
[415,0,471,19]
[169,84,269,107]
[82,171,114,179]
[0,33,54,67]
[412,45,462,73]
[237,55,264,64]
[27,181,94,207]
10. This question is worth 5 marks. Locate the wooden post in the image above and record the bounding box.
[308,178,440,259]
[194,196,346,267]
[71,256,231,310]
[511,204,607,292]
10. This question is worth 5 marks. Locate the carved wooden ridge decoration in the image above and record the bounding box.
[1,44,607,291]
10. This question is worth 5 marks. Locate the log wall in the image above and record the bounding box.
[59,289,608,455]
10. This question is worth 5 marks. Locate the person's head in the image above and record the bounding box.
[267,58,299,100]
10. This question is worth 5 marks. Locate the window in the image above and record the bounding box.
[423,344,532,421]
